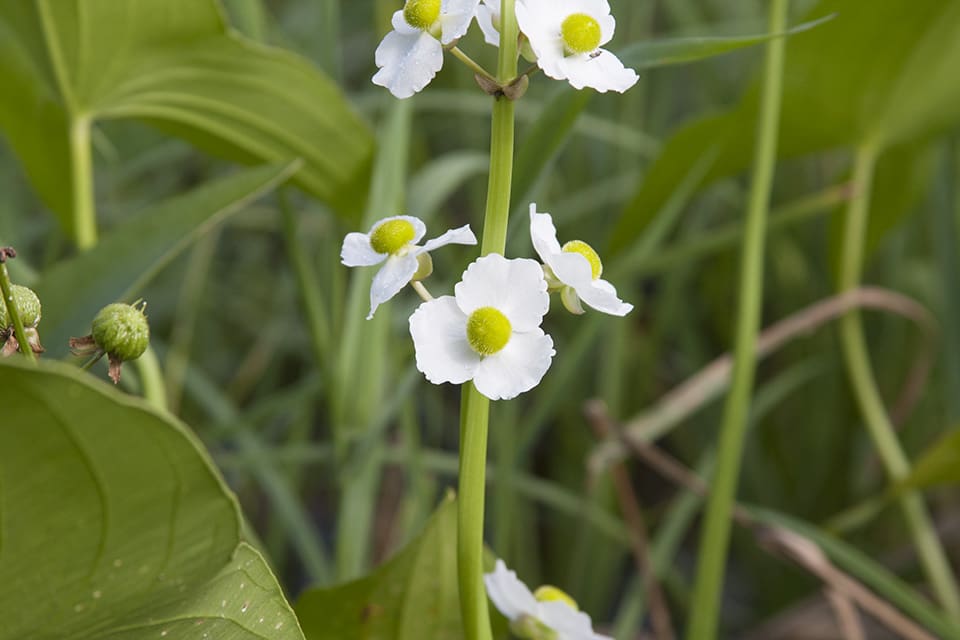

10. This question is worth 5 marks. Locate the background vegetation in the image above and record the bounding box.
[1,0,959,638]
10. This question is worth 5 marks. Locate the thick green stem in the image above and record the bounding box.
[839,142,960,618]
[686,1,788,637]
[71,117,97,250]
[0,258,36,363]
[457,2,518,639]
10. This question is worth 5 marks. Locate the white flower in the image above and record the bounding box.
[529,204,632,316]
[409,253,554,400]
[341,215,477,319]
[485,559,612,640]
[373,0,481,98]
[476,0,501,46]
[515,0,638,93]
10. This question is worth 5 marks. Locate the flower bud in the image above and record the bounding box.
[411,252,434,281]
[0,284,42,329]
[92,302,150,362]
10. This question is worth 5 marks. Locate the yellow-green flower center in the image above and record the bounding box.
[465,307,511,356]
[562,240,603,279]
[370,219,416,255]
[534,585,579,611]
[403,0,441,30]
[560,13,602,54]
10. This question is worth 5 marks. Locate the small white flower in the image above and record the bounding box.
[341,215,476,319]
[515,0,638,93]
[529,204,632,316]
[485,559,612,640]
[476,0,501,46]
[373,0,481,98]
[409,254,554,400]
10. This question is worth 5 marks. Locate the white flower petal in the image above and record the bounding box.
[529,204,563,263]
[476,1,500,46]
[439,0,481,44]
[390,8,421,35]
[455,254,548,332]
[576,278,633,316]
[373,29,444,99]
[409,296,479,384]
[538,600,612,640]
[368,254,419,319]
[417,224,477,254]
[548,250,594,291]
[473,329,554,400]
[484,559,539,621]
[341,231,386,267]
[560,49,638,93]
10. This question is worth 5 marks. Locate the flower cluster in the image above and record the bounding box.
[373,0,638,98]
[341,203,631,401]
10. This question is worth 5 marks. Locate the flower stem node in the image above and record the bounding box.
[466,307,512,355]
[0,284,42,329]
[71,301,150,384]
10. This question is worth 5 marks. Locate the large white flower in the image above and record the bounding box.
[341,215,476,319]
[373,0,481,98]
[515,0,638,93]
[529,204,632,316]
[485,559,612,640]
[409,253,554,400]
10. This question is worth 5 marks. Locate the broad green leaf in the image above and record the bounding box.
[898,428,960,491]
[0,358,304,640]
[35,162,298,357]
[611,0,960,252]
[0,1,372,239]
[296,494,462,639]
[513,15,833,214]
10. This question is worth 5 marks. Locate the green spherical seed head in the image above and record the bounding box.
[561,239,603,279]
[0,285,42,328]
[561,13,602,54]
[92,303,150,361]
[403,0,441,30]
[369,219,417,255]
[465,306,512,356]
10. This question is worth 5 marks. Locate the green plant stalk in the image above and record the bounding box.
[839,142,960,618]
[135,345,167,410]
[458,2,518,639]
[0,261,36,363]
[686,0,788,637]
[71,117,97,250]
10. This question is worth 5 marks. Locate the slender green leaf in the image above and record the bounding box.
[35,162,298,356]
[0,358,304,639]
[611,0,960,252]
[898,428,960,491]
